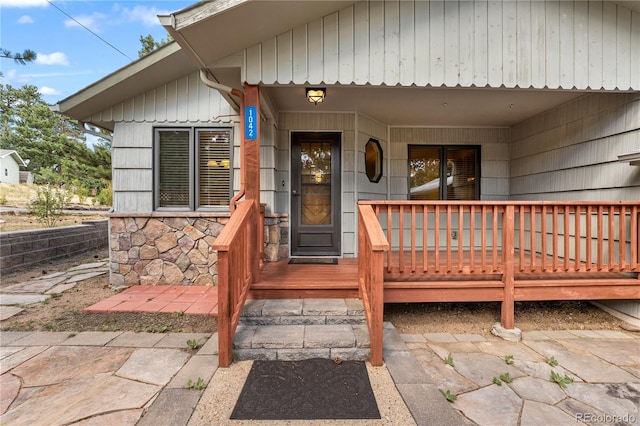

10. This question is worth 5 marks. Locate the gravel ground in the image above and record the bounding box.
[189,361,416,426]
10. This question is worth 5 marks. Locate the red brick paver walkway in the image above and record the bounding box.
[84,285,218,316]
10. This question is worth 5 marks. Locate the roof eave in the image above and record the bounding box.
[54,42,196,122]
[0,150,28,167]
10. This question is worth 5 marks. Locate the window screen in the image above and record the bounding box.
[409,147,441,200]
[198,129,231,207]
[445,148,478,200]
[158,130,190,208]
[409,145,480,200]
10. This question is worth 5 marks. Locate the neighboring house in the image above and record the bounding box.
[55,0,639,323]
[0,150,27,184]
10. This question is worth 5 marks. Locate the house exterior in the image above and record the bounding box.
[55,0,639,322]
[0,150,27,184]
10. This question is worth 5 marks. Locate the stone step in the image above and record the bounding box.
[233,299,370,362]
[239,298,366,326]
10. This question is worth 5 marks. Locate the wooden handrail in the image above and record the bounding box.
[358,204,389,367]
[212,200,260,367]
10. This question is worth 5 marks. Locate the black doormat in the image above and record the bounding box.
[288,258,338,265]
[230,358,381,420]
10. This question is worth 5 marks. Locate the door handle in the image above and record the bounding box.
[292,190,300,196]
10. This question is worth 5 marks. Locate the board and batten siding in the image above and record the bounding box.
[87,71,235,124]
[388,127,511,200]
[243,0,640,91]
[509,92,640,200]
[260,119,278,214]
[357,113,389,202]
[355,113,389,256]
[108,72,239,213]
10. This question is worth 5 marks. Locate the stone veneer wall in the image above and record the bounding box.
[263,213,288,262]
[109,212,289,288]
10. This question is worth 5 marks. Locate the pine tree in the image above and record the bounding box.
[0,84,111,194]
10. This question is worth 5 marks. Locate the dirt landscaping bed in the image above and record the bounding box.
[0,209,107,233]
[1,247,630,335]
[0,249,217,334]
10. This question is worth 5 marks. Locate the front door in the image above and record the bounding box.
[291,132,341,256]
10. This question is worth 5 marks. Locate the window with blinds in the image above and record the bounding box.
[408,145,480,200]
[158,130,191,208]
[197,129,231,207]
[155,127,232,210]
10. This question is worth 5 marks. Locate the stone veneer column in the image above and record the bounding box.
[263,213,289,262]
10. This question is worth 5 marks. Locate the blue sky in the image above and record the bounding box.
[1,0,193,105]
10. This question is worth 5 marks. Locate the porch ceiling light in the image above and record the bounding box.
[306,87,325,105]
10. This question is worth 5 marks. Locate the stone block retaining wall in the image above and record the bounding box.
[109,212,289,288]
[0,220,108,274]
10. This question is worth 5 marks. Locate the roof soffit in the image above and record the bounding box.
[162,0,355,67]
[164,0,639,69]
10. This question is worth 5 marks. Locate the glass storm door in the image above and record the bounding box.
[291,132,341,256]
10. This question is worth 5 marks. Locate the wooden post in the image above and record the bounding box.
[358,204,389,367]
[501,205,515,329]
[243,84,261,282]
[358,204,365,300]
[369,249,384,366]
[217,251,231,367]
[632,206,638,270]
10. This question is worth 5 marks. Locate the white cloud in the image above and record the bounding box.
[116,5,170,27]
[36,52,69,66]
[2,69,30,87]
[17,15,35,24]
[21,70,96,79]
[2,69,19,81]
[64,12,106,33]
[21,70,94,78]
[0,0,47,8]
[39,86,62,96]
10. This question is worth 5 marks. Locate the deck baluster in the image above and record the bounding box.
[470,205,476,273]
[458,205,464,272]
[619,206,626,271]
[631,206,638,269]
[423,205,428,273]
[434,205,440,273]
[564,205,570,271]
[481,205,487,272]
[411,205,417,273]
[597,206,604,271]
[530,206,537,272]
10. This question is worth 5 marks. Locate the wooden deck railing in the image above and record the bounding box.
[211,200,261,367]
[362,201,640,275]
[358,204,389,366]
[358,201,640,364]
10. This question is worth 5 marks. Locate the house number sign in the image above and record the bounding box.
[245,106,257,140]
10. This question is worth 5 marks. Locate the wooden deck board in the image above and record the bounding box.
[248,258,359,299]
